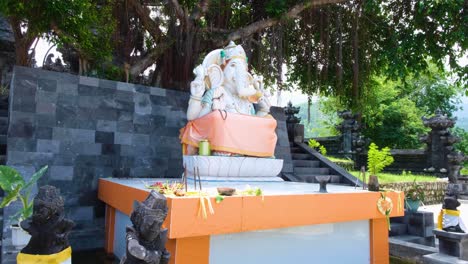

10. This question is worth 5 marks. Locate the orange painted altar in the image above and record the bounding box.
[98,178,404,264]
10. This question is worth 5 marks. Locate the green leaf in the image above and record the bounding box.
[23,165,48,190]
[215,195,224,203]
[0,184,21,208]
[21,203,33,220]
[0,166,24,192]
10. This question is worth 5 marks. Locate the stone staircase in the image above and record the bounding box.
[284,142,362,186]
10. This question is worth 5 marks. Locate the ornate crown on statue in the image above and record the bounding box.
[202,41,247,70]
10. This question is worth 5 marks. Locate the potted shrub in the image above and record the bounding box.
[367,143,394,191]
[405,179,425,213]
[0,165,48,246]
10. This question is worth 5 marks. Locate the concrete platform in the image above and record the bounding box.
[98,178,404,264]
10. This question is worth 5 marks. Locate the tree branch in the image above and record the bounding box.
[190,0,210,20]
[225,0,346,45]
[169,0,188,23]
[129,39,174,76]
[128,0,163,41]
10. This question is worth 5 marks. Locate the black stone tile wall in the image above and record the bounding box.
[4,66,189,251]
[3,67,292,254]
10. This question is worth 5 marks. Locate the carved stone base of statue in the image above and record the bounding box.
[183,155,284,182]
[120,191,170,264]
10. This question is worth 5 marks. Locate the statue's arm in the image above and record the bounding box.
[187,65,206,120]
[251,75,271,117]
[256,96,271,117]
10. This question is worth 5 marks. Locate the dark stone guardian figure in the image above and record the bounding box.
[20,185,75,255]
[121,191,170,264]
[438,185,466,233]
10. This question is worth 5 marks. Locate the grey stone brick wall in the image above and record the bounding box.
[3,66,292,254]
[5,66,189,251]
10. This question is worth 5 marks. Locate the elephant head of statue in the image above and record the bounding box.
[201,41,258,98]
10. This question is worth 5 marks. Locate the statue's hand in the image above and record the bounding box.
[252,75,264,91]
[193,65,204,79]
[190,66,206,98]
[257,95,271,116]
[128,239,147,260]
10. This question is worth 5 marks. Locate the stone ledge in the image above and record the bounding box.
[423,253,468,264]
[434,229,468,241]
[389,237,438,259]
[433,229,468,260]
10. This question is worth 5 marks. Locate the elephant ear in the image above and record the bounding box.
[205,64,224,89]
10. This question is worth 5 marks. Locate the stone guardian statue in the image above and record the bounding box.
[17,185,74,263]
[120,191,170,264]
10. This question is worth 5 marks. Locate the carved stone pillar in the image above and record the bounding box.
[284,101,304,143]
[421,110,466,182]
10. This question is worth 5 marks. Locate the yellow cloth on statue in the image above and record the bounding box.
[17,247,71,264]
[437,209,460,230]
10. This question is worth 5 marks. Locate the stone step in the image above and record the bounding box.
[290,147,305,154]
[0,109,8,117]
[295,174,341,184]
[292,160,320,167]
[280,173,303,182]
[389,223,408,237]
[0,135,6,145]
[0,116,8,126]
[294,167,330,175]
[0,125,7,135]
[0,144,6,156]
[423,253,468,264]
[292,153,313,160]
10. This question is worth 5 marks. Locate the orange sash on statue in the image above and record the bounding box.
[179,111,277,157]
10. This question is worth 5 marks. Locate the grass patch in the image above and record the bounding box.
[461,165,468,175]
[390,256,417,264]
[349,170,439,184]
[327,156,354,170]
[327,156,353,164]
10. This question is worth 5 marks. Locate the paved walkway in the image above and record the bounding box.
[419,200,468,227]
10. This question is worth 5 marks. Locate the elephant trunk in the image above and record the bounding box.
[234,64,257,97]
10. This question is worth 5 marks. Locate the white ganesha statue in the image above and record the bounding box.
[187,41,271,120]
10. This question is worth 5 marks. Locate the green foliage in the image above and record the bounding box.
[308,139,320,148]
[350,170,437,184]
[265,0,288,17]
[453,127,468,167]
[461,166,468,175]
[406,179,425,202]
[0,0,114,65]
[283,0,466,110]
[319,62,462,149]
[0,166,48,222]
[367,143,394,176]
[297,100,338,138]
[319,145,327,156]
[401,63,462,117]
[453,127,468,155]
[307,139,327,156]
